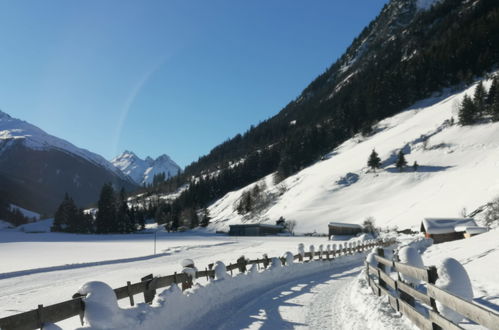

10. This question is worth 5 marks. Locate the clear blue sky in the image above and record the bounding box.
[0,0,388,168]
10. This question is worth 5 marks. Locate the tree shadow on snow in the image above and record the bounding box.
[384,165,453,173]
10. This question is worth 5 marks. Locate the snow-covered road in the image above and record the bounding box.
[213,263,362,330]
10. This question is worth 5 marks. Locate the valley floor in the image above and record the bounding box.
[1,228,498,329]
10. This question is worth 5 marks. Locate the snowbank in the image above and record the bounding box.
[77,254,364,329]
[435,258,473,323]
[397,246,425,285]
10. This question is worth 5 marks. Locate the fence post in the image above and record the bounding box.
[263,255,270,268]
[376,248,387,290]
[37,304,43,329]
[427,266,442,330]
[126,281,135,306]
[141,274,156,304]
[237,256,247,273]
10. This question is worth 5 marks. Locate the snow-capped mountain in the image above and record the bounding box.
[0,110,137,214]
[112,151,180,185]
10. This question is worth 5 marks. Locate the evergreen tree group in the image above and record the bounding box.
[458,77,499,125]
[51,184,147,234]
[52,193,92,233]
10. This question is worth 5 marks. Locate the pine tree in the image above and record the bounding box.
[491,80,499,122]
[52,193,78,232]
[486,77,498,113]
[200,208,210,227]
[473,81,487,117]
[117,188,134,233]
[95,183,117,233]
[395,150,407,171]
[458,95,477,125]
[367,149,381,171]
[413,161,419,172]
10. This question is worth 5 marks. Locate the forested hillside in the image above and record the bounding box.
[137,0,499,229]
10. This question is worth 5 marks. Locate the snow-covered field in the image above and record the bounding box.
[207,78,499,234]
[1,225,498,329]
[0,228,336,328]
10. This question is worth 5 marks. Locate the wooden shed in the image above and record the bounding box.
[328,222,363,237]
[229,224,284,236]
[420,218,485,244]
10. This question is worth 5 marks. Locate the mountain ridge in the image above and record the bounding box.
[111,150,181,185]
[0,110,137,214]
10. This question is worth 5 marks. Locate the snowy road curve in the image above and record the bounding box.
[197,262,364,330]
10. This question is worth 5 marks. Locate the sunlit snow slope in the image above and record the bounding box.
[208,78,499,233]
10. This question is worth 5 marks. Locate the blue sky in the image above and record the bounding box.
[0,1,388,168]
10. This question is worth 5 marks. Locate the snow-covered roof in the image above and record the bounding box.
[328,222,363,229]
[229,224,283,229]
[462,226,488,235]
[422,218,477,234]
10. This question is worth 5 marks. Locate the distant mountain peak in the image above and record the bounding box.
[112,150,181,185]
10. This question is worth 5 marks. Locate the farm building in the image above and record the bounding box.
[328,222,363,237]
[228,224,284,236]
[420,218,487,244]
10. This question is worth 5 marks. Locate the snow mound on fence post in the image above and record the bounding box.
[435,258,473,323]
[76,281,139,329]
[214,261,228,280]
[397,246,425,285]
[283,251,294,265]
[298,243,305,258]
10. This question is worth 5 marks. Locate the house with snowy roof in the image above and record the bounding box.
[328,222,363,237]
[420,218,487,244]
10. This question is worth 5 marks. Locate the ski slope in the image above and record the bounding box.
[208,78,499,234]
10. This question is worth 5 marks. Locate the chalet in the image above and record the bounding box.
[228,223,284,236]
[328,222,363,237]
[420,218,487,244]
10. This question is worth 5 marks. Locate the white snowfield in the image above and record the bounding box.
[207,78,499,234]
[1,227,498,329]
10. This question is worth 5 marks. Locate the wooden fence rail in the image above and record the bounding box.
[366,249,499,330]
[0,238,393,330]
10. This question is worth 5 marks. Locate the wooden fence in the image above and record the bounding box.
[0,238,393,330]
[365,248,499,330]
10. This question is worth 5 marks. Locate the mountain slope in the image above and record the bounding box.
[0,111,137,214]
[111,151,180,185]
[207,78,499,233]
[150,0,499,227]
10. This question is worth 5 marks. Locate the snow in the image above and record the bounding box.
[422,227,499,308]
[180,259,195,268]
[16,218,53,233]
[397,246,425,285]
[77,252,367,330]
[111,150,181,185]
[434,258,474,323]
[0,220,13,230]
[0,110,125,177]
[422,218,477,234]
[9,204,40,220]
[328,222,363,229]
[207,78,499,234]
